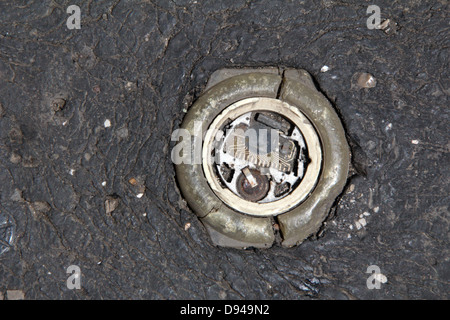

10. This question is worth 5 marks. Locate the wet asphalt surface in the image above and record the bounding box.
[0,0,449,299]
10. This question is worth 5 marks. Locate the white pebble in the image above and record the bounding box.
[320,65,330,72]
[360,218,367,226]
[104,119,111,128]
[125,81,134,89]
[101,181,107,187]
[356,218,367,230]
[136,193,144,198]
[411,139,419,145]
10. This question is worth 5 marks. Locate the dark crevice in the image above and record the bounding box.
[275,68,286,99]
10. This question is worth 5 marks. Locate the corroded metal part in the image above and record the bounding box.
[175,68,350,248]
[277,69,350,247]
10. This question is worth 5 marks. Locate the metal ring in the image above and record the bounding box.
[202,97,322,217]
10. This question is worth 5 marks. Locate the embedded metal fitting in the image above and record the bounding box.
[175,67,350,248]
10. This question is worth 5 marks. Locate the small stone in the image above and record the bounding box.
[376,19,397,34]
[125,81,137,92]
[377,19,390,30]
[320,65,330,72]
[31,201,51,213]
[411,139,419,145]
[127,177,146,198]
[356,218,367,230]
[356,72,377,88]
[10,152,22,164]
[104,119,111,128]
[105,196,120,214]
[373,207,380,213]
[182,93,194,109]
[6,290,25,300]
[10,189,23,202]
[101,181,107,187]
[360,212,370,218]
[93,85,101,93]
[51,98,66,112]
[184,222,191,231]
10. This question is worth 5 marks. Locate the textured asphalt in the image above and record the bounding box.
[0,0,448,299]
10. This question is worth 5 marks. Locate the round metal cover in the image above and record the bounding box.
[202,97,322,217]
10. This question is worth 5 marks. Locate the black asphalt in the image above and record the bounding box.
[0,0,448,299]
